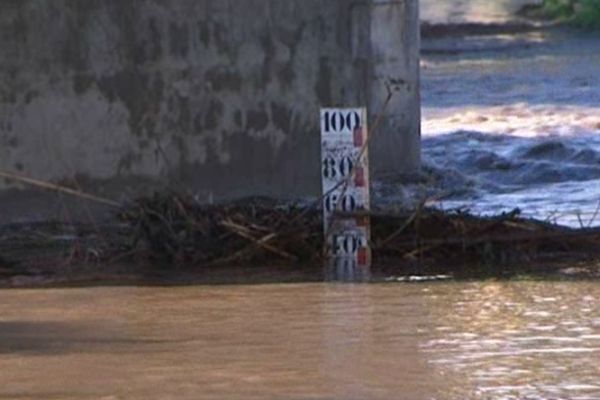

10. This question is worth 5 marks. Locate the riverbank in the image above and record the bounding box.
[517,0,600,30]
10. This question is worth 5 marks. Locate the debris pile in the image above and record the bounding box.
[2,193,600,278]
[116,194,600,268]
[118,194,323,266]
[372,208,600,266]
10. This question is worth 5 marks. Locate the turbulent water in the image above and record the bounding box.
[1,282,600,400]
[420,1,600,226]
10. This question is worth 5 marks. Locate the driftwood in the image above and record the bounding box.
[0,168,598,272]
[117,194,322,266]
[114,193,600,268]
[0,170,121,208]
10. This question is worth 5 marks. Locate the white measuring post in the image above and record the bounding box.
[320,108,371,271]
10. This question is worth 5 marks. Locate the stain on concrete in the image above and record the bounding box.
[23,90,40,104]
[117,151,142,174]
[205,66,242,92]
[246,106,269,132]
[147,17,163,61]
[97,69,155,136]
[259,32,275,87]
[204,99,224,131]
[270,102,292,133]
[193,112,203,134]
[7,137,18,147]
[61,2,96,72]
[233,110,243,128]
[138,139,150,149]
[73,74,95,95]
[212,22,229,55]
[132,41,148,66]
[104,1,147,66]
[315,57,332,105]
[0,121,9,134]
[169,22,189,58]
[153,73,165,104]
[277,63,296,88]
[275,23,306,87]
[1,94,16,104]
[198,20,210,47]
[170,133,190,166]
[217,130,231,163]
[176,95,191,133]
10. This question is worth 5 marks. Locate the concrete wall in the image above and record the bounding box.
[0,0,420,204]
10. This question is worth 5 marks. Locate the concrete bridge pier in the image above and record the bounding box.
[0,0,420,223]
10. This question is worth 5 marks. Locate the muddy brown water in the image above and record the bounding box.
[2,2,600,399]
[1,281,599,399]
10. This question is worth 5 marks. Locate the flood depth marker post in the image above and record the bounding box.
[320,108,372,281]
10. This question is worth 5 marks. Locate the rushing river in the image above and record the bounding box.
[419,0,600,227]
[0,282,599,399]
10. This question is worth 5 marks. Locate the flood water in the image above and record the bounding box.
[3,2,600,400]
[419,0,600,226]
[0,282,599,399]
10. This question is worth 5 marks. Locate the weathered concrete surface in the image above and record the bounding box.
[370,0,421,176]
[0,0,419,220]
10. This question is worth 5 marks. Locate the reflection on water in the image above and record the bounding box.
[326,258,372,282]
[1,282,599,399]
[422,282,600,399]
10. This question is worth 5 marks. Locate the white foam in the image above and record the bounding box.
[423,104,600,138]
